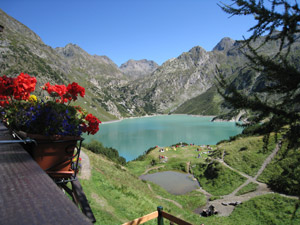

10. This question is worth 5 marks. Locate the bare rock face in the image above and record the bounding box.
[0,9,43,44]
[126,46,220,113]
[213,37,235,52]
[120,59,159,79]
[55,43,124,79]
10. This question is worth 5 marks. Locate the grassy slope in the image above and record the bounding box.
[196,194,300,225]
[128,145,246,196]
[65,70,118,122]
[218,135,277,176]
[127,145,214,176]
[79,149,207,225]
[235,182,259,196]
[80,147,300,225]
[223,194,300,225]
[257,141,300,196]
[174,86,222,115]
[192,161,247,196]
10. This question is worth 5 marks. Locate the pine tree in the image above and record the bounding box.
[217,0,300,148]
[216,2,300,218]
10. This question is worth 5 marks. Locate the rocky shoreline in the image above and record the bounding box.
[102,114,217,124]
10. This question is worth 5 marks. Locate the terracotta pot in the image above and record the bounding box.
[17,131,82,178]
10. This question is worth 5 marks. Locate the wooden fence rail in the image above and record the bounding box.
[122,206,194,225]
[122,211,159,225]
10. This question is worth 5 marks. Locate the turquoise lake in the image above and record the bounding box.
[84,115,243,161]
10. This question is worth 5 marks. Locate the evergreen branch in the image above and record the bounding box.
[219,0,300,52]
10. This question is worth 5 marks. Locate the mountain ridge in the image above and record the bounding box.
[2,8,298,121]
[120,59,159,79]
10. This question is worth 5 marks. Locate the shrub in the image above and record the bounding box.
[83,140,126,165]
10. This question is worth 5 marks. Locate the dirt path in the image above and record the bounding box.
[254,141,281,180]
[220,142,282,198]
[142,165,165,175]
[198,141,298,217]
[147,184,183,209]
[196,187,212,198]
[78,150,91,180]
[186,161,190,173]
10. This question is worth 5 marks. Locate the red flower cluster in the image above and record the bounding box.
[0,75,14,96]
[42,81,101,135]
[43,82,85,103]
[1,72,101,136]
[13,73,37,100]
[43,82,67,99]
[0,75,14,106]
[0,73,37,103]
[83,114,101,135]
[66,82,85,101]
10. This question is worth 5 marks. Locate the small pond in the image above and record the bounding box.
[140,171,200,195]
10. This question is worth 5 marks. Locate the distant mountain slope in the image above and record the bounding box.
[2,8,299,120]
[174,86,223,115]
[127,40,249,114]
[0,9,162,120]
[174,34,300,117]
[125,46,220,113]
[213,37,236,52]
[55,43,125,81]
[120,59,159,79]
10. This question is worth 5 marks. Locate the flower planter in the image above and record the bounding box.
[1,73,101,179]
[17,131,82,178]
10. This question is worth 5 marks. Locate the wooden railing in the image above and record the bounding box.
[0,123,93,224]
[122,206,194,225]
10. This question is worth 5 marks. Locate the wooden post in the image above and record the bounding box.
[157,206,164,225]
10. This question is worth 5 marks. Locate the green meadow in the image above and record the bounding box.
[79,133,300,225]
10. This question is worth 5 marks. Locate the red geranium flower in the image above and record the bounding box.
[0,75,15,97]
[83,114,101,135]
[13,73,37,100]
[0,95,9,107]
[44,82,67,98]
[66,82,85,101]
[43,82,85,103]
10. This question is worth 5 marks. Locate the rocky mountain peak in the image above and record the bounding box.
[120,59,159,79]
[188,46,207,60]
[213,37,235,52]
[0,9,43,44]
[55,43,85,58]
[189,46,206,54]
[174,46,209,68]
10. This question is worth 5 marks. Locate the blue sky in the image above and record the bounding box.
[1,0,256,66]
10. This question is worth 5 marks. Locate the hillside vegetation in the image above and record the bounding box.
[80,149,208,225]
[80,131,300,224]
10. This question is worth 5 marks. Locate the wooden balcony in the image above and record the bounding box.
[0,123,92,224]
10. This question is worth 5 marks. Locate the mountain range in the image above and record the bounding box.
[1,9,299,121]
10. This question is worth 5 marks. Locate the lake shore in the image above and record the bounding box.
[86,114,243,161]
[102,114,165,124]
[102,114,215,124]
